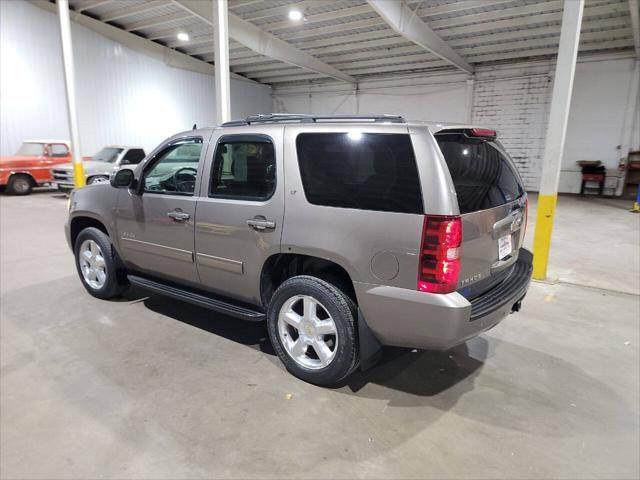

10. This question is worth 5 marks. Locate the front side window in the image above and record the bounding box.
[210,136,276,200]
[296,133,423,214]
[143,138,202,195]
[93,147,123,163]
[16,142,45,156]
[48,144,69,157]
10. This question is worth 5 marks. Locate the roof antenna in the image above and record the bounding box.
[192,123,197,130]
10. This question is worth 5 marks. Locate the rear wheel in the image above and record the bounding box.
[87,175,109,185]
[267,275,359,385]
[7,174,33,195]
[74,227,127,299]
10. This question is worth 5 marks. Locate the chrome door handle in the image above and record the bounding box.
[492,211,522,239]
[167,210,190,221]
[246,217,275,230]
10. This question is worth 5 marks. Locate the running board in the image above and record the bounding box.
[127,275,266,322]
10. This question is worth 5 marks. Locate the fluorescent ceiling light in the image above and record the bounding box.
[288,9,303,21]
[176,32,189,42]
[347,131,363,141]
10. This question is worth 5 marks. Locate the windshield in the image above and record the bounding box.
[93,147,123,163]
[16,143,45,156]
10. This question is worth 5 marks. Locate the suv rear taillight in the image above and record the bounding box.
[417,215,462,294]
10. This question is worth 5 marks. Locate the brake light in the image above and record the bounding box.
[417,215,462,294]
[469,128,497,138]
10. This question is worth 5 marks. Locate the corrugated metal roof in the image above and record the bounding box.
[72,0,636,86]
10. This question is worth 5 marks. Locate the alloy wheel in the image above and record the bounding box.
[277,295,338,369]
[78,239,107,289]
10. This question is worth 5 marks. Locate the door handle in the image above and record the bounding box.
[167,210,190,221]
[492,211,522,239]
[246,216,275,231]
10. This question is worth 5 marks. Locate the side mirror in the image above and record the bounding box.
[110,168,135,188]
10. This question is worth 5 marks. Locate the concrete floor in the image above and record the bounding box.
[1,190,638,479]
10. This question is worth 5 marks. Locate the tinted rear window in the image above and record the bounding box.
[435,133,524,214]
[296,133,423,214]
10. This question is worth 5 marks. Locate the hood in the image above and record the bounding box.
[0,156,39,169]
[53,160,114,174]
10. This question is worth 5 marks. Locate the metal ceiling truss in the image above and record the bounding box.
[39,0,636,87]
[172,0,355,83]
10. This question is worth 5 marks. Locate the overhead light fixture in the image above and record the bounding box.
[288,9,303,21]
[347,131,363,141]
[176,32,189,42]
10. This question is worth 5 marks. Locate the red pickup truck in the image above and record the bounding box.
[0,140,82,195]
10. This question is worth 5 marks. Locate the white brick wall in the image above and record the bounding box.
[472,74,551,190]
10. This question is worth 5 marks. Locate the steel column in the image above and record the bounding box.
[213,0,231,125]
[532,0,584,279]
[57,0,85,187]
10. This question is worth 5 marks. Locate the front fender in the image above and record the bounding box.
[67,186,121,250]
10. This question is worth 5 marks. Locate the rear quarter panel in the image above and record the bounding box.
[281,123,429,291]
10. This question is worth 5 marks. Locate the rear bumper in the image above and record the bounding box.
[355,248,533,350]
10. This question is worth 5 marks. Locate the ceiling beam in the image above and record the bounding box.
[237,23,633,77]
[260,5,372,33]
[124,11,191,32]
[172,0,356,83]
[630,0,640,59]
[147,25,211,41]
[367,0,474,74]
[74,0,111,13]
[291,3,630,59]
[417,0,514,16]
[167,34,212,49]
[100,0,170,23]
[241,0,318,22]
[275,0,513,42]
[29,0,257,84]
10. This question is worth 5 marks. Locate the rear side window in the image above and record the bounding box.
[435,133,524,214]
[296,133,423,214]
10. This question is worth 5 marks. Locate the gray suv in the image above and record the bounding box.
[65,114,532,385]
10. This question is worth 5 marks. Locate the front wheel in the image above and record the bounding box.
[74,227,127,299]
[87,175,109,185]
[267,275,359,386]
[7,174,33,195]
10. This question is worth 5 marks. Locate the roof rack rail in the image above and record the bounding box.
[221,114,406,127]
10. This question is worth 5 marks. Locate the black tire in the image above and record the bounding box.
[74,227,128,299]
[267,275,359,386]
[7,174,33,195]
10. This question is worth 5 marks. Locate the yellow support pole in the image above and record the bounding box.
[532,194,558,279]
[73,161,85,188]
[531,0,583,280]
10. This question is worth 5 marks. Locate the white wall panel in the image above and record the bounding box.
[563,58,640,186]
[273,74,469,122]
[0,0,272,156]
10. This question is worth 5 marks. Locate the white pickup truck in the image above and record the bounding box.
[52,145,146,192]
